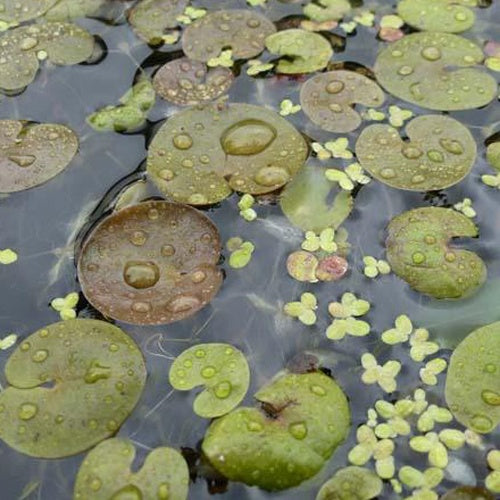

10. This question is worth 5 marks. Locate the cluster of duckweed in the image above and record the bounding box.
[0,0,498,498]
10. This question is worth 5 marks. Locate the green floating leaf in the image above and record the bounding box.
[445,322,500,434]
[0,319,146,458]
[265,29,333,74]
[304,0,351,23]
[128,0,188,45]
[147,102,307,205]
[386,207,487,299]
[44,0,105,21]
[182,9,276,62]
[356,115,476,191]
[0,120,78,193]
[486,142,500,171]
[202,371,350,491]
[374,32,497,111]
[398,0,475,33]
[0,0,58,24]
[280,165,353,233]
[316,466,383,500]
[440,486,495,500]
[0,22,95,91]
[300,70,385,133]
[73,438,189,500]
[153,57,233,106]
[169,343,250,418]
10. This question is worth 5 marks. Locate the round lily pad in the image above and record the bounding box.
[0,319,146,458]
[182,9,276,62]
[0,0,58,23]
[0,22,95,91]
[265,29,333,74]
[202,370,350,491]
[398,0,476,33]
[304,0,351,23]
[77,201,223,325]
[128,0,188,45]
[169,343,250,418]
[153,57,233,106]
[300,70,385,133]
[316,466,383,500]
[147,102,307,205]
[0,120,78,193]
[280,165,353,232]
[355,115,476,191]
[445,322,500,434]
[386,207,487,299]
[73,438,189,500]
[440,486,495,500]
[374,32,497,111]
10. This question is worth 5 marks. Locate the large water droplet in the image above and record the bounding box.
[123,261,160,289]
[470,414,493,433]
[19,37,38,51]
[326,80,344,94]
[84,360,111,384]
[131,301,151,313]
[427,150,444,163]
[190,269,206,283]
[254,166,289,187]
[201,365,216,378]
[18,402,38,421]
[440,138,463,155]
[221,120,276,155]
[172,133,193,150]
[481,390,500,406]
[8,154,36,167]
[380,167,396,179]
[289,422,307,440]
[421,46,441,61]
[214,380,232,399]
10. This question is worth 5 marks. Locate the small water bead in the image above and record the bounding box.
[289,422,307,440]
[411,174,425,184]
[195,349,206,358]
[158,168,174,181]
[445,252,456,263]
[329,103,342,113]
[425,235,436,244]
[484,363,496,373]
[32,349,48,363]
[188,193,208,204]
[123,261,160,289]
[214,381,232,399]
[90,479,102,492]
[109,343,119,353]
[157,483,169,500]
[161,244,175,257]
[421,46,441,61]
[106,419,118,431]
[398,65,414,76]
[20,342,31,351]
[247,421,263,432]
[130,230,147,246]
[310,384,326,396]
[455,12,468,22]
[88,419,98,429]
[427,150,444,163]
[380,167,396,179]
[440,138,463,154]
[481,390,500,406]
[18,402,38,421]
[326,80,344,94]
[168,295,201,313]
[172,133,193,150]
[131,301,151,313]
[254,166,289,187]
[147,208,159,220]
[201,366,216,378]
[470,414,493,433]
[412,252,426,264]
[55,415,64,424]
[190,270,206,283]
[402,145,423,159]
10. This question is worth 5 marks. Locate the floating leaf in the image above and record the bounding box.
[169,343,250,418]
[420,358,447,386]
[0,248,18,264]
[445,322,500,434]
[265,29,333,74]
[286,251,319,283]
[381,314,413,344]
[300,70,385,133]
[363,256,391,278]
[153,57,233,106]
[356,115,476,191]
[386,207,487,299]
[0,22,95,91]
[78,201,222,325]
[50,292,79,321]
[302,228,337,253]
[202,370,350,490]
[207,48,233,68]
[398,0,475,33]
[147,102,307,205]
[284,292,318,325]
[374,32,497,111]
[454,198,476,218]
[74,438,189,500]
[0,120,78,193]
[228,240,255,269]
[279,99,301,116]
[316,466,382,500]
[0,319,146,458]
[315,255,349,282]
[182,9,275,62]
[388,105,413,127]
[246,59,274,76]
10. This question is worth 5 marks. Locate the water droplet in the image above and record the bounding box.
[455,12,468,21]
[18,402,38,421]
[55,414,64,424]
[148,208,159,220]
[183,359,193,368]
[115,381,125,392]
[439,138,463,155]
[107,419,118,431]
[398,65,413,76]
[123,261,160,289]
[326,80,344,94]
[157,483,169,500]
[110,484,142,500]
[8,154,36,167]
[158,168,174,181]
[190,270,206,283]
[424,235,436,244]
[328,103,342,113]
[289,422,307,440]
[380,167,396,179]
[88,419,98,429]
[410,82,423,100]
[188,193,208,204]
[254,166,289,187]
[421,46,441,61]
[19,37,38,51]
[411,174,425,184]
[131,301,151,313]
[481,390,500,406]
[84,360,111,384]
[172,133,193,150]
[412,252,426,264]
[168,295,201,313]
[130,230,147,246]
[310,384,326,396]
[32,349,48,363]
[247,421,263,432]
[445,252,456,263]
[484,363,496,373]
[402,146,423,159]
[109,343,119,352]
[221,119,276,155]
[470,414,493,433]
[201,365,216,378]
[214,380,232,399]
[427,150,444,163]
[195,349,206,358]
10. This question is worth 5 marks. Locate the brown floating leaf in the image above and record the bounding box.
[78,200,223,325]
[300,70,385,133]
[0,120,78,193]
[182,9,276,62]
[153,57,233,106]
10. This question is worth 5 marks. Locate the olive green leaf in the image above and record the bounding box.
[387,105,412,127]
[0,22,95,91]
[228,240,255,269]
[73,438,189,500]
[454,198,476,218]
[238,194,257,222]
[386,207,487,299]
[356,115,476,191]
[398,0,476,33]
[381,314,413,345]
[374,32,497,111]
[286,250,319,283]
[325,163,370,191]
[0,319,146,458]
[327,293,371,340]
[279,99,301,116]
[265,29,333,74]
[147,102,307,205]
[300,70,385,133]
[169,343,250,418]
[50,292,79,321]
[0,333,17,350]
[0,0,58,24]
[445,322,500,434]
[409,328,439,362]
[316,466,382,500]
[202,370,350,490]
[304,0,351,23]
[207,48,233,68]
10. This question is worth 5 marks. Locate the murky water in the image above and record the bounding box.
[0,0,499,498]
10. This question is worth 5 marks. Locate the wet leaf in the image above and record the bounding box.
[280,165,353,232]
[356,115,476,191]
[0,120,78,193]
[73,438,189,500]
[0,0,58,24]
[316,466,382,500]
[44,0,105,21]
[182,9,276,62]
[228,241,255,269]
[153,57,233,106]
[303,0,351,23]
[398,0,476,33]
[202,370,350,490]
[0,22,95,91]
[300,70,385,133]
[386,207,487,299]
[445,322,500,434]
[0,319,146,458]
[374,32,497,110]
[265,29,333,74]
[147,102,307,205]
[78,201,223,325]
[169,343,250,418]
[286,250,319,283]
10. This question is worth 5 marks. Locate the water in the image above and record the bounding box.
[0,0,499,498]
